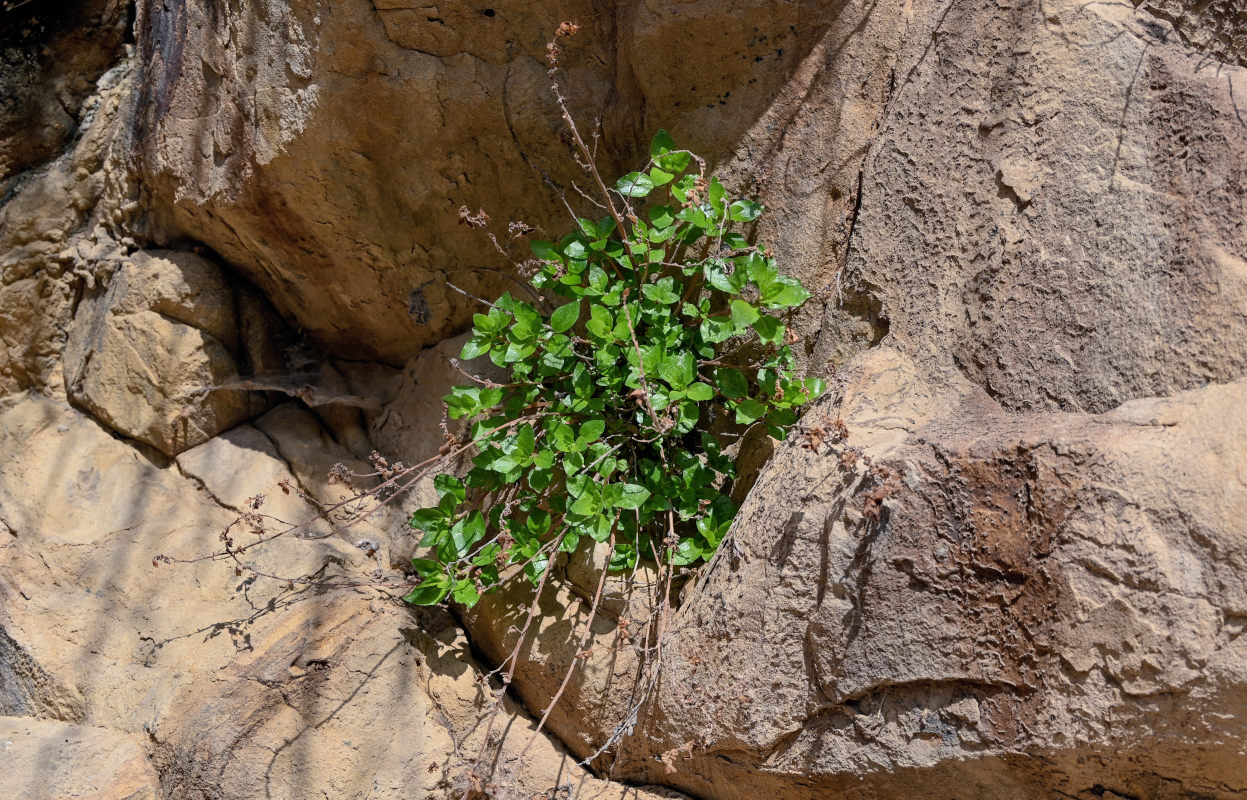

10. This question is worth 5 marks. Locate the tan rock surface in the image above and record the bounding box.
[0,391,680,799]
[0,52,137,399]
[0,716,161,800]
[1,0,1245,797]
[133,0,619,363]
[64,250,262,456]
[832,0,1247,412]
[596,348,1247,798]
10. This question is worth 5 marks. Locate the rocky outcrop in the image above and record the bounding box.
[0,0,1244,797]
[454,1,1247,796]
[0,391,679,800]
[609,348,1247,798]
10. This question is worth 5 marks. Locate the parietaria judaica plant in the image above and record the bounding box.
[404,130,824,608]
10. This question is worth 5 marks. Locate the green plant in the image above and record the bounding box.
[403,129,823,608]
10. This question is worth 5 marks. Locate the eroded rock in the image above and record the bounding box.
[605,348,1247,799]
[0,716,161,800]
[835,0,1247,412]
[0,391,682,799]
[63,249,272,455]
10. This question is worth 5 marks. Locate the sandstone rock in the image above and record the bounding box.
[129,0,905,366]
[0,626,86,723]
[829,0,1247,412]
[0,716,161,800]
[175,422,334,539]
[0,0,129,182]
[63,250,263,456]
[0,53,137,399]
[0,392,681,799]
[3,0,1246,797]
[133,0,620,363]
[600,347,1247,799]
[1140,0,1247,67]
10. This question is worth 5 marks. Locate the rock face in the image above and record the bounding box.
[0,0,129,183]
[63,249,274,455]
[609,348,1247,799]
[834,0,1247,414]
[131,0,621,363]
[1,0,1245,798]
[0,716,161,800]
[0,392,677,800]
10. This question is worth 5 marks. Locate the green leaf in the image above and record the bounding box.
[434,474,466,504]
[410,558,443,577]
[734,397,767,424]
[445,510,486,559]
[700,316,735,344]
[550,421,576,452]
[642,277,680,305]
[676,204,710,230]
[528,467,554,491]
[708,178,727,215]
[514,424,535,458]
[651,129,691,173]
[657,350,696,389]
[649,166,675,186]
[509,300,542,340]
[669,537,703,566]
[410,508,445,531]
[577,419,606,448]
[730,299,760,330]
[615,172,655,197]
[753,315,784,345]
[452,579,480,607]
[460,335,490,360]
[614,483,650,510]
[765,280,811,308]
[403,575,449,605]
[651,129,676,159]
[704,260,747,294]
[729,199,763,222]
[685,382,715,401]
[570,490,601,516]
[716,368,749,399]
[649,205,676,229]
[533,447,555,470]
[550,301,580,333]
[577,217,600,239]
[586,304,615,340]
[472,545,500,567]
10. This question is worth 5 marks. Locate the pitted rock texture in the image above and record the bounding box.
[1140,0,1247,67]
[835,0,1247,413]
[600,347,1247,798]
[0,626,86,723]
